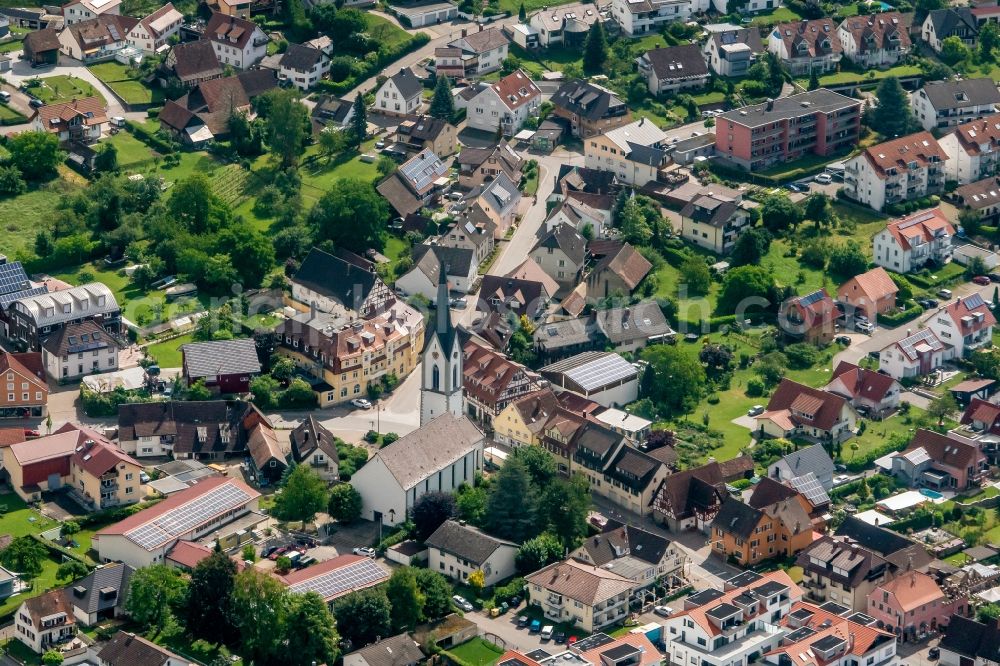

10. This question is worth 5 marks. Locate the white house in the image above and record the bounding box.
[837,12,910,68]
[938,113,1000,184]
[14,590,77,654]
[844,131,948,212]
[278,43,329,91]
[911,78,1000,132]
[636,44,710,95]
[62,0,120,25]
[425,520,518,587]
[570,522,687,590]
[58,14,137,62]
[544,193,611,238]
[466,69,540,137]
[928,293,997,358]
[396,244,476,298]
[205,12,267,70]
[434,27,509,78]
[375,67,423,117]
[477,171,521,237]
[528,2,602,47]
[126,3,182,55]
[526,559,634,632]
[584,117,669,186]
[872,208,955,274]
[879,328,950,380]
[921,7,978,54]
[703,28,764,77]
[768,19,843,76]
[612,0,711,37]
[349,414,484,527]
[30,97,108,144]
[40,320,118,381]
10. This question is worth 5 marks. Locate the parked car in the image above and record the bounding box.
[747,405,764,417]
[928,647,940,660]
[517,615,530,628]
[352,547,376,558]
[351,398,372,410]
[541,626,554,641]
[268,546,289,561]
[917,299,932,308]
[814,173,833,185]
[856,321,874,334]
[974,275,992,286]
[530,620,541,633]
[785,183,804,193]
[28,98,43,109]
[835,335,851,345]
[452,595,474,612]
[925,298,939,307]
[449,297,467,309]
[938,288,953,299]
[989,273,1000,283]
[553,631,567,644]
[23,429,39,438]
[654,605,674,617]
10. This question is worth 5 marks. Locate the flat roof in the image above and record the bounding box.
[719,89,859,128]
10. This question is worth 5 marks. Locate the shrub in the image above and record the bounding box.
[746,378,765,397]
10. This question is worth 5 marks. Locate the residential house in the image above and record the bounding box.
[525,558,634,632]
[703,28,764,77]
[116,399,267,459]
[796,535,894,610]
[754,378,857,442]
[350,413,484,526]
[97,631,192,666]
[540,351,639,408]
[59,14,138,62]
[476,171,521,237]
[477,273,552,324]
[636,44,710,95]
[938,616,1000,666]
[768,443,836,491]
[392,115,458,157]
[843,131,948,212]
[62,0,120,25]
[768,19,844,75]
[463,342,540,429]
[825,361,902,418]
[711,492,814,565]
[878,328,949,380]
[550,79,632,138]
[530,224,587,292]
[158,70,278,144]
[344,634,424,666]
[377,148,448,217]
[837,12,910,67]
[527,2,603,47]
[872,208,954,273]
[779,289,837,345]
[22,28,60,65]
[0,352,47,419]
[68,433,144,511]
[928,293,996,357]
[30,96,108,143]
[959,397,1000,460]
[611,0,710,37]
[310,95,354,133]
[866,570,967,641]
[278,43,329,91]
[761,601,899,666]
[661,570,801,666]
[466,69,540,137]
[66,563,133,626]
[938,113,1000,184]
[837,267,899,322]
[426,519,518,586]
[126,3,182,55]
[1,424,98,501]
[538,405,588,475]
[375,67,423,118]
[587,242,652,298]
[440,217,495,265]
[534,302,674,360]
[455,141,523,189]
[5,282,120,353]
[160,40,222,88]
[922,7,979,53]
[210,0,251,19]
[650,456,754,532]
[14,590,76,654]
[180,338,261,393]
[205,13,267,70]
[571,520,687,589]
[544,191,613,238]
[288,416,339,482]
[956,175,1000,225]
[493,387,560,448]
[93,477,262,568]
[680,189,754,255]
[396,245,473,299]
[716,90,861,171]
[287,246,396,316]
[887,428,987,490]
[584,117,669,186]
[247,420,286,486]
[911,78,1000,131]
[434,27,509,78]
[834,516,934,572]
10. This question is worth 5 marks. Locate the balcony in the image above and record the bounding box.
[546,594,564,607]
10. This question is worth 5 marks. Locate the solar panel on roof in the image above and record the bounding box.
[965,292,987,309]
[126,483,253,550]
[798,290,825,307]
[562,354,636,392]
[789,473,830,506]
[0,262,31,296]
[288,558,387,600]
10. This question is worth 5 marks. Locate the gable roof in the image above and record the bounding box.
[533,223,587,265]
[710,28,765,53]
[774,18,843,58]
[32,96,107,133]
[117,400,260,456]
[748,476,801,509]
[23,27,60,53]
[425,519,516,565]
[882,208,954,252]
[591,242,652,290]
[247,421,284,471]
[506,258,560,298]
[761,380,849,432]
[681,193,740,229]
[181,338,261,379]
[526,558,633,605]
[62,14,138,50]
[652,457,752,520]
[98,631,188,666]
[839,266,898,304]
[859,131,947,179]
[838,12,910,52]
[713,496,765,540]
[22,588,75,626]
[451,26,509,53]
[946,112,1000,157]
[480,69,540,112]
[138,3,182,38]
[290,416,339,465]
[72,438,140,478]
[280,43,325,72]
[640,44,709,81]
[774,443,836,481]
[345,634,424,666]
[902,428,983,472]
[926,7,978,39]
[479,170,520,216]
[205,12,264,51]
[876,570,945,611]
[292,247,380,310]
[833,516,925,559]
[551,79,628,122]
[939,616,1000,662]
[827,361,899,403]
[0,351,47,392]
[577,520,672,567]
[937,292,997,334]
[385,66,422,100]
[797,534,889,586]
[594,301,674,345]
[67,562,133,616]
[413,243,475,279]
[957,175,1000,210]
[367,414,483,491]
[920,76,1000,111]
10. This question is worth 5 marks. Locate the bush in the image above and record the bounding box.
[746,378,765,397]
[844,434,910,472]
[878,302,923,327]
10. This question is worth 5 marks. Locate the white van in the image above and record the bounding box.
[541,626,554,640]
[0,91,10,103]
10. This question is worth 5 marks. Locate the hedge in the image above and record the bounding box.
[878,303,923,327]
[124,120,175,154]
[314,32,431,95]
[31,533,94,567]
[844,434,910,472]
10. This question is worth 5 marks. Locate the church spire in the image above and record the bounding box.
[436,263,451,336]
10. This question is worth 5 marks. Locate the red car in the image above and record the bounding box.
[973,275,991,285]
[23,429,40,438]
[268,546,289,561]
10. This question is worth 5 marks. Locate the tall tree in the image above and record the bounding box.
[411,491,457,541]
[183,548,238,644]
[804,193,832,227]
[680,256,711,296]
[262,89,308,167]
[414,569,453,620]
[386,567,424,631]
[351,93,368,147]
[334,589,392,648]
[940,35,972,66]
[928,392,959,426]
[807,69,820,91]
[429,75,455,121]
[639,344,707,417]
[284,592,340,666]
[828,241,868,279]
[126,565,188,633]
[717,265,777,315]
[583,22,608,75]
[273,464,329,525]
[8,131,61,181]
[485,457,537,542]
[328,483,363,523]
[760,193,802,232]
[0,537,47,580]
[232,569,289,665]
[309,178,389,252]
[512,446,556,487]
[617,197,652,245]
[516,533,564,574]
[169,174,218,234]
[870,77,916,138]
[538,475,590,549]
[730,227,772,267]
[519,2,527,21]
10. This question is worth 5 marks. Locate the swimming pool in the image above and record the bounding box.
[920,488,944,500]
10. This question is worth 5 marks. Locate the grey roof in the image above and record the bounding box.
[541,351,637,392]
[720,90,859,128]
[775,443,835,480]
[787,472,831,507]
[345,633,425,666]
[713,497,763,540]
[533,223,587,266]
[479,171,520,216]
[595,301,674,345]
[452,26,509,53]
[387,67,423,101]
[550,79,629,122]
[641,44,709,81]
[425,519,516,565]
[926,7,978,40]
[68,563,133,615]
[919,77,1000,111]
[711,28,765,53]
[369,414,483,491]
[413,243,475,278]
[181,338,261,379]
[280,43,324,72]
[312,95,353,124]
[292,247,380,309]
[681,194,740,229]
[98,631,185,666]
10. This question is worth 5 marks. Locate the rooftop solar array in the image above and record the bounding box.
[785,627,816,643]
[0,286,46,309]
[964,292,987,309]
[798,290,825,307]
[819,600,850,615]
[0,262,31,296]
[897,328,943,359]
[288,558,388,601]
[570,633,615,653]
[562,354,636,392]
[726,570,763,588]
[847,612,878,626]
[789,473,831,507]
[897,210,937,230]
[401,150,445,193]
[125,482,254,550]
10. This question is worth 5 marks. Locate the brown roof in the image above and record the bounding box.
[23,27,60,53]
[158,100,198,131]
[168,40,222,83]
[98,631,185,666]
[904,428,984,472]
[456,27,509,53]
[860,131,947,179]
[763,379,849,431]
[247,422,284,470]
[948,112,1000,156]
[138,2,181,38]
[940,293,997,335]
[748,477,801,509]
[838,267,898,305]
[838,12,910,53]
[882,208,954,252]
[774,19,843,58]
[961,397,1000,432]
[526,558,633,605]
[63,14,138,50]
[463,343,536,412]
[592,242,652,291]
[652,459,741,521]
[957,175,1000,210]
[165,540,213,569]
[41,320,113,357]
[827,361,899,403]
[32,96,107,134]
[0,352,46,393]
[782,288,836,332]
[22,589,75,626]
[205,12,262,51]
[485,69,540,112]
[72,439,140,478]
[0,429,25,447]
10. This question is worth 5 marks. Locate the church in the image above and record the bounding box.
[348,275,486,526]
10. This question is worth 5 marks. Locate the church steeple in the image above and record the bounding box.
[436,264,452,338]
[420,260,464,426]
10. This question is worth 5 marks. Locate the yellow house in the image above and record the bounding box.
[680,191,755,255]
[70,440,144,511]
[493,388,559,448]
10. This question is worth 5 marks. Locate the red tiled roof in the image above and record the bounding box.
[882,208,954,252]
[838,12,910,54]
[962,397,1000,431]
[838,267,898,304]
[860,131,947,179]
[941,294,997,335]
[774,19,843,57]
[487,69,540,111]
[165,540,213,569]
[0,352,46,392]
[828,361,898,403]
[949,113,1000,156]
[72,440,141,477]
[762,379,848,431]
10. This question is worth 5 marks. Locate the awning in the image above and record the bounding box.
[185,124,213,144]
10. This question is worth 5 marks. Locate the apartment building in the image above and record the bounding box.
[844,131,947,212]
[526,558,634,632]
[612,0,709,36]
[204,13,267,70]
[768,19,843,75]
[928,292,996,358]
[434,28,508,78]
[955,175,1000,225]
[938,113,1000,184]
[872,208,954,273]
[584,117,669,186]
[711,494,814,566]
[837,12,910,68]
[703,29,764,77]
[715,90,861,171]
[550,79,632,138]
[0,352,47,419]
[911,78,1000,131]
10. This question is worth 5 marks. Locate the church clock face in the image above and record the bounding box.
[432,352,440,360]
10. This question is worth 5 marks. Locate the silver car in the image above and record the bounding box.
[452,595,474,612]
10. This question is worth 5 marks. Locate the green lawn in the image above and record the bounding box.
[757,151,848,179]
[0,38,23,54]
[26,75,100,104]
[750,6,803,25]
[0,102,26,123]
[145,333,195,368]
[0,175,83,256]
[292,141,381,208]
[446,638,504,666]
[89,61,165,105]
[365,13,413,49]
[843,408,926,460]
[497,0,576,13]
[795,65,923,88]
[0,493,64,618]
[106,130,156,167]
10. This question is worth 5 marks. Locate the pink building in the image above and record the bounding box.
[866,571,967,642]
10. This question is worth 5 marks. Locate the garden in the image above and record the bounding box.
[88,61,164,106]
[23,75,100,105]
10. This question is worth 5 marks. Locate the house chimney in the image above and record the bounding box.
[766,98,774,111]
[461,28,467,37]
[639,117,645,126]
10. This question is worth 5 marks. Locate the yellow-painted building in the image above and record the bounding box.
[70,440,144,511]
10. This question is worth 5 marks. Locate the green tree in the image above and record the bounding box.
[186,379,212,401]
[411,491,457,541]
[231,569,289,665]
[169,174,217,234]
[8,131,61,181]
[959,207,984,237]
[126,565,188,633]
[617,197,652,245]
[414,568,453,620]
[583,21,608,75]
[273,465,329,525]
[870,77,917,138]
[717,265,777,315]
[350,93,368,147]
[184,548,238,645]
[828,241,868,279]
[485,457,537,542]
[760,193,802,232]
[429,75,455,121]
[730,227,772,267]
[978,602,1000,622]
[219,226,275,288]
[915,0,945,20]
[519,2,527,21]
[250,374,281,409]
[262,88,308,167]
[41,650,64,666]
[230,110,264,156]
[333,589,392,648]
[55,560,89,582]
[680,256,711,296]
[754,351,788,389]
[639,344,707,416]
[328,483,363,523]
[807,69,820,91]
[940,36,972,66]
[516,533,564,574]
[456,483,488,525]
[804,193,832,227]
[318,126,348,162]
[386,567,424,631]
[966,255,989,279]
[309,179,389,252]
[512,445,556,486]
[94,142,118,173]
[0,536,47,580]
[538,475,590,549]
[981,22,1000,61]
[928,392,959,426]
[284,591,340,666]
[0,165,26,195]
[270,355,296,382]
